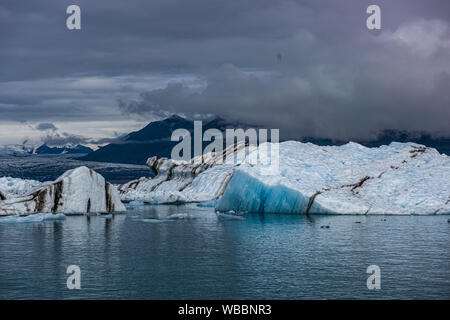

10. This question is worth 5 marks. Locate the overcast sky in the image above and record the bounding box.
[1,0,449,146]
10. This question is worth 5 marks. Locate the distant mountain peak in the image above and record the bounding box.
[35,144,93,155]
[167,114,185,121]
[79,115,248,165]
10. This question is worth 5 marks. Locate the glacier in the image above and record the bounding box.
[120,140,450,215]
[0,166,126,216]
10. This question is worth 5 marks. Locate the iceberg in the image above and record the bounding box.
[0,166,126,216]
[120,140,450,215]
[216,141,450,215]
[118,142,253,204]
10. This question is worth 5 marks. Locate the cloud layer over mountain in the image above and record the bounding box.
[1,0,449,142]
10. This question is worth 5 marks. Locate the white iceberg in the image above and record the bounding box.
[216,141,450,215]
[120,140,450,215]
[118,142,252,204]
[0,166,126,216]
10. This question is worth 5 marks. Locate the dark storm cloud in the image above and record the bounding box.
[119,58,450,140]
[36,123,58,131]
[1,0,450,140]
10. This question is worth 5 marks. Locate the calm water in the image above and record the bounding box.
[0,204,449,300]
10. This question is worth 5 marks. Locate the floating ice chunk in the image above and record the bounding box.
[0,213,66,223]
[125,200,146,207]
[0,166,126,216]
[166,213,194,220]
[118,140,450,215]
[118,142,252,204]
[216,212,246,220]
[139,218,172,223]
[217,141,450,215]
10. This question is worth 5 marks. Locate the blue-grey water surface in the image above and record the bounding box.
[0,204,449,300]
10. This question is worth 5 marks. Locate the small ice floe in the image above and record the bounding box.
[125,200,145,207]
[0,213,66,224]
[216,212,246,221]
[166,213,196,220]
[102,214,113,219]
[139,218,169,223]
[132,213,196,223]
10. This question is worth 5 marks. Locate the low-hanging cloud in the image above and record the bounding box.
[41,131,89,146]
[40,129,126,147]
[35,123,58,131]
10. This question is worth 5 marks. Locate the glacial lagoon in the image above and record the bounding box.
[0,203,449,299]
